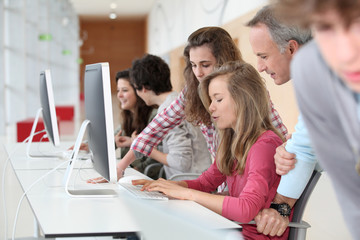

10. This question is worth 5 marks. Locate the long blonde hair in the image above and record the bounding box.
[199,61,284,175]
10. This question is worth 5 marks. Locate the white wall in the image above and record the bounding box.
[0,1,4,136]
[0,0,80,137]
[147,0,267,55]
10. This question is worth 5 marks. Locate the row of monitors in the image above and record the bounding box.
[28,64,244,239]
[31,63,117,197]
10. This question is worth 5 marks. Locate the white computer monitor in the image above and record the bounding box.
[63,62,117,197]
[40,70,60,146]
[26,69,61,158]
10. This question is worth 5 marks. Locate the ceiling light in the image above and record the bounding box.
[109,12,117,19]
[62,17,69,26]
[110,3,117,9]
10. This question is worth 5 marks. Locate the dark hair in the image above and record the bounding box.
[115,69,154,136]
[183,27,243,126]
[116,69,130,82]
[275,0,360,28]
[130,54,172,95]
[246,4,312,53]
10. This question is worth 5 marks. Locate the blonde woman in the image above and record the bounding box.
[134,61,290,240]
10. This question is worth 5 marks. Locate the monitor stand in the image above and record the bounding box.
[62,120,117,198]
[26,108,63,159]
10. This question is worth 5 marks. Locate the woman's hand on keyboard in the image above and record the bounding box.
[133,178,189,200]
[132,179,153,189]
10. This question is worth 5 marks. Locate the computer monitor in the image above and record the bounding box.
[63,62,117,198]
[40,70,60,146]
[26,70,61,158]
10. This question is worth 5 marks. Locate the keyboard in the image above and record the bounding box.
[119,183,168,200]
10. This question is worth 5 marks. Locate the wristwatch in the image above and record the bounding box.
[270,203,291,217]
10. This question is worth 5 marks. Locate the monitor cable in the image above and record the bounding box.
[11,159,71,240]
[1,130,45,240]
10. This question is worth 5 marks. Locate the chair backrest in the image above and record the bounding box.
[143,162,165,179]
[168,173,201,181]
[288,169,321,239]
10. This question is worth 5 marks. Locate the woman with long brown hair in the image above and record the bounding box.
[114,27,287,178]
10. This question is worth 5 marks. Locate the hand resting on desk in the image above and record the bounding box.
[68,142,89,152]
[87,164,126,184]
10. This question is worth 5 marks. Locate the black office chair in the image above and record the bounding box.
[287,169,321,240]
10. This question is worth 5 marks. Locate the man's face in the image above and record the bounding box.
[249,23,293,85]
[311,9,360,93]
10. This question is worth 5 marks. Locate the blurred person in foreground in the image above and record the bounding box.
[275,0,360,238]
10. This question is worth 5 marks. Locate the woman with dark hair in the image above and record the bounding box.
[114,69,154,149]
[113,69,161,179]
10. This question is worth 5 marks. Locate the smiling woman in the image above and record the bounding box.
[113,69,160,179]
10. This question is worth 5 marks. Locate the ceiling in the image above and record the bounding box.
[69,0,156,19]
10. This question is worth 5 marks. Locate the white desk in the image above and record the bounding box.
[6,141,89,171]
[7,143,241,238]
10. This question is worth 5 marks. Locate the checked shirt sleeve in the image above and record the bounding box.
[131,89,186,156]
[269,94,288,138]
[199,123,218,159]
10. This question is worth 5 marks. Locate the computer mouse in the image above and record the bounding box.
[118,175,145,184]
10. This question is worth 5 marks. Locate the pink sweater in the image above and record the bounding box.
[185,130,290,240]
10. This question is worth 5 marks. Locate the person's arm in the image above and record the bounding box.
[115,130,132,148]
[274,143,296,175]
[149,148,168,165]
[135,162,226,214]
[181,135,283,224]
[277,115,317,199]
[160,122,194,171]
[147,121,194,170]
[137,135,282,224]
[221,137,282,223]
[138,178,226,215]
[184,160,226,193]
[113,90,186,180]
[130,89,186,156]
[116,149,136,178]
[255,116,317,236]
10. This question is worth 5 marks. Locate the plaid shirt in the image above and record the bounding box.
[131,88,288,158]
